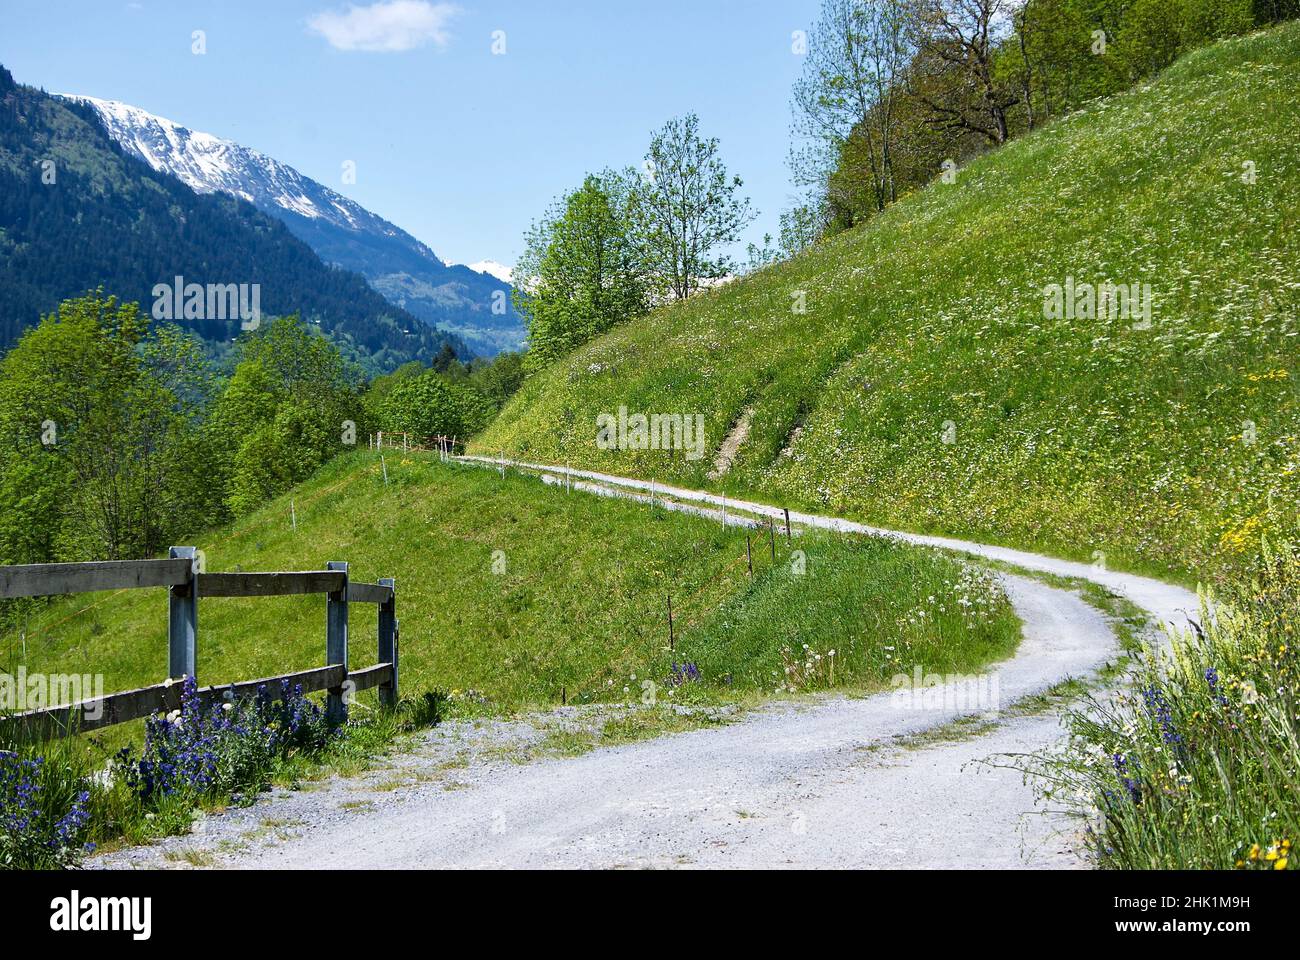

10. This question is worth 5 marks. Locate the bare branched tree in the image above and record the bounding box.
[906,0,1021,146]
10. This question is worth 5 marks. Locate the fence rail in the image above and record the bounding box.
[0,558,193,599]
[1,548,399,742]
[197,571,346,598]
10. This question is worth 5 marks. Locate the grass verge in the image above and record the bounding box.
[1023,539,1298,869]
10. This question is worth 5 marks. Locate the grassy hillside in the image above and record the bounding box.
[478,24,1300,586]
[5,452,1017,714]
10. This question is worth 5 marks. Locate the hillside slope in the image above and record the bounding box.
[9,452,1017,713]
[477,25,1300,584]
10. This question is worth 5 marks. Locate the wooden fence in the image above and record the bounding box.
[1,547,398,742]
[369,432,465,459]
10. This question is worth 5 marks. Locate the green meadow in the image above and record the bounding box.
[477,23,1300,588]
[5,452,1020,714]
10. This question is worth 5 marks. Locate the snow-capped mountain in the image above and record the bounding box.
[69,96,380,233]
[465,260,514,284]
[64,96,525,355]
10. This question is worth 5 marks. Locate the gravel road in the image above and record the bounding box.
[96,462,1199,870]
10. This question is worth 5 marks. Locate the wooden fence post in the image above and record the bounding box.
[168,546,198,681]
[326,560,349,724]
[377,577,398,709]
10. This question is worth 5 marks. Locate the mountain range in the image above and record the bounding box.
[67,96,525,357]
[0,63,467,375]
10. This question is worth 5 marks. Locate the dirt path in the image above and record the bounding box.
[97,461,1199,870]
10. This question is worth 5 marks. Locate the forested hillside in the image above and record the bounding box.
[0,65,464,375]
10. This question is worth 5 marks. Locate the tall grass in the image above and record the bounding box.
[675,534,1018,697]
[1029,538,1298,869]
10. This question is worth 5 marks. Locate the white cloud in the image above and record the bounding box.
[308,1,459,53]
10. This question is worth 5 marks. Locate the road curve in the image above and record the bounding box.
[99,459,1200,870]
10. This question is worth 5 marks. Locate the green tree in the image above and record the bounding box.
[468,350,526,407]
[362,360,426,428]
[779,202,829,257]
[209,316,362,516]
[791,0,912,217]
[514,171,651,371]
[378,372,493,442]
[0,292,212,562]
[640,114,756,300]
[430,342,465,377]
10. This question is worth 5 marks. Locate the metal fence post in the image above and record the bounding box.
[377,577,398,708]
[325,560,349,724]
[168,546,198,682]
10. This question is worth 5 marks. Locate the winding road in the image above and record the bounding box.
[99,459,1199,870]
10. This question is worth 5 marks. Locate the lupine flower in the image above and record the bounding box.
[1142,686,1182,746]
[117,675,337,806]
[0,752,94,868]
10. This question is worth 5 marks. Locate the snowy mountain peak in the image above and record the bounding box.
[466,260,514,284]
[62,94,430,255]
[59,94,525,355]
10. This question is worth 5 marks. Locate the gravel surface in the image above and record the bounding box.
[94,464,1199,870]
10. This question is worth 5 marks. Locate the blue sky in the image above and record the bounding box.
[1,0,817,268]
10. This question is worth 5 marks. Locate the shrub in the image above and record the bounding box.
[379,372,493,443]
[115,677,338,811]
[1,676,420,869]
